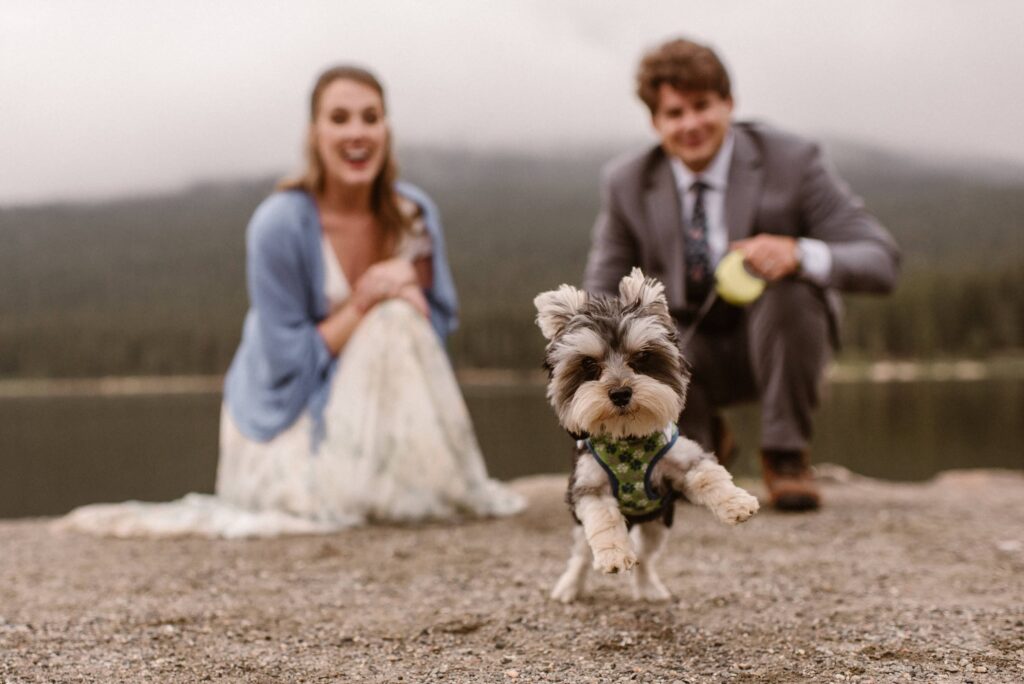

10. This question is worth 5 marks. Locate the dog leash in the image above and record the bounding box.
[677,250,768,351]
[677,289,719,352]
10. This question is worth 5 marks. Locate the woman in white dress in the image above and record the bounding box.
[58,66,523,538]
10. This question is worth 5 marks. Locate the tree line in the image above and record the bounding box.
[1,143,1021,378]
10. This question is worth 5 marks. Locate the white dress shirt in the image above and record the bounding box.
[668,131,832,287]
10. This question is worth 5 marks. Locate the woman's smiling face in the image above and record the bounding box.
[313,78,388,191]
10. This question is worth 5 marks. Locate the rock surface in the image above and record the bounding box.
[2,469,1023,683]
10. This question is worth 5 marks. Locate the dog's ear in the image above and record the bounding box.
[619,267,669,315]
[534,285,587,340]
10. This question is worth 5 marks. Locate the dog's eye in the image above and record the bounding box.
[580,356,601,381]
[629,350,653,371]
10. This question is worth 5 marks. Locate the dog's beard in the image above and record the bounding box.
[561,375,683,440]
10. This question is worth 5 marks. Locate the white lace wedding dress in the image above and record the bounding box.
[56,236,524,538]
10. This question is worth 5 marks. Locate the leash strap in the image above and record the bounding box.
[677,289,719,351]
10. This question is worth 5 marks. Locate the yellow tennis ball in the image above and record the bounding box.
[715,250,765,306]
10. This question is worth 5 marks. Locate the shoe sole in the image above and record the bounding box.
[772,494,821,512]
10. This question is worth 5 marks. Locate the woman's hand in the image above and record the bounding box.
[320,258,430,355]
[730,235,800,282]
[397,282,430,318]
[351,258,418,312]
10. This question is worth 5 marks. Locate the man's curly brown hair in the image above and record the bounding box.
[636,38,732,115]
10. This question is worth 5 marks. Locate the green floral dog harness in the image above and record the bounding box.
[585,423,679,518]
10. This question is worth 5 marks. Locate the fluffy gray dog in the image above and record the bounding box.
[535,269,759,602]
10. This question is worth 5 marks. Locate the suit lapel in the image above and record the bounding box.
[724,127,764,243]
[643,151,685,306]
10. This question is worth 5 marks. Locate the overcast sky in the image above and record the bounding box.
[3,0,1023,204]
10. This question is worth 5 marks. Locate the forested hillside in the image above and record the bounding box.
[1,142,1021,377]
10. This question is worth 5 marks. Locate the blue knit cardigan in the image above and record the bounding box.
[223,182,459,443]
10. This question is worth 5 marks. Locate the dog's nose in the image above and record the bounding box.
[609,387,633,407]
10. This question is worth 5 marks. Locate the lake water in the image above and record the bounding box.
[1,376,1021,518]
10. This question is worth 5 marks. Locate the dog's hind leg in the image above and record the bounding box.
[550,526,591,603]
[631,521,672,601]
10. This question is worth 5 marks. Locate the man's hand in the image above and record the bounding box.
[730,235,800,282]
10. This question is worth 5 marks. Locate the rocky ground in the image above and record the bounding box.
[2,468,1023,683]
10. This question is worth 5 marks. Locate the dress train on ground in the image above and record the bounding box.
[56,301,524,538]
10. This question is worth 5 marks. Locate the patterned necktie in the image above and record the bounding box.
[684,180,712,305]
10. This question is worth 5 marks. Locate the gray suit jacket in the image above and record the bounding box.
[583,122,900,340]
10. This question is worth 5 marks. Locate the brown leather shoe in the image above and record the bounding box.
[761,449,821,511]
[712,414,738,470]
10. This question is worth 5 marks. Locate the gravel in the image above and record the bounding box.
[2,468,1023,683]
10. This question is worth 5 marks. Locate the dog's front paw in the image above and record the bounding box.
[713,489,760,525]
[592,546,637,574]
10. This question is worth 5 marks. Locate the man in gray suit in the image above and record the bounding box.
[583,37,900,511]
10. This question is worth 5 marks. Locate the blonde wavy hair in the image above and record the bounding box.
[278,65,411,251]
